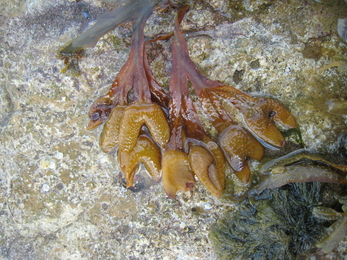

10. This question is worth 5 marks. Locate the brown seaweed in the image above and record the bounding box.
[82,5,297,198]
[161,6,225,198]
[87,0,169,189]
[162,150,196,198]
[249,165,347,197]
[119,134,161,187]
[249,150,347,197]
[162,6,295,191]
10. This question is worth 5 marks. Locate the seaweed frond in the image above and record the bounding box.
[314,197,347,253]
[210,183,331,260]
[59,0,163,55]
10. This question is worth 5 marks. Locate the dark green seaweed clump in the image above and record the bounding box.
[209,182,342,260]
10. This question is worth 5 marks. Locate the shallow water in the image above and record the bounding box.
[0,0,347,259]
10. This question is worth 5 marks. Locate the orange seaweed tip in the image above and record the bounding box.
[189,144,225,198]
[118,102,170,152]
[240,98,298,148]
[219,125,264,171]
[162,150,196,199]
[234,163,252,184]
[119,135,161,187]
[257,98,297,129]
[100,105,127,153]
[245,115,286,147]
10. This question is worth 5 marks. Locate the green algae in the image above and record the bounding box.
[282,128,304,148]
[302,37,325,60]
[223,0,273,22]
[210,182,346,260]
[108,35,127,51]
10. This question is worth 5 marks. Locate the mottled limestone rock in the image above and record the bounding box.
[0,0,346,259]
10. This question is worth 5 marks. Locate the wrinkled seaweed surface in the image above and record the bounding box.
[210,182,346,260]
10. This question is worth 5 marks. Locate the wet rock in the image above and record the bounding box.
[0,87,14,128]
[1,0,347,259]
[338,18,347,43]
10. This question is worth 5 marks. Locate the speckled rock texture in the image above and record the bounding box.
[0,0,346,259]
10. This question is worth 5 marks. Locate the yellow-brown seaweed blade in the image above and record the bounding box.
[205,140,226,191]
[100,105,126,153]
[313,206,342,221]
[258,98,296,129]
[219,125,264,173]
[189,143,225,198]
[119,135,161,187]
[162,150,196,198]
[118,103,170,152]
[245,115,286,147]
[234,163,251,184]
[245,98,296,147]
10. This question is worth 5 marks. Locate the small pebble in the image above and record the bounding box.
[41,183,50,193]
[204,203,212,210]
[39,158,50,169]
[54,151,63,160]
[39,157,56,169]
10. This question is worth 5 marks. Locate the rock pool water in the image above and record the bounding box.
[0,0,346,259]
